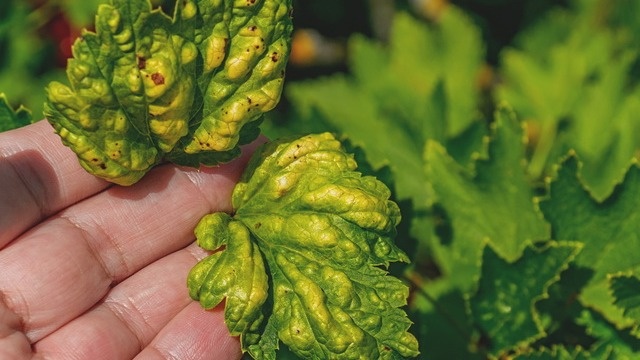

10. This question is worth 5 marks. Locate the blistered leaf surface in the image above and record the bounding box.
[44,0,292,185]
[188,133,419,359]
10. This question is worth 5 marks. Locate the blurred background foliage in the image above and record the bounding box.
[0,0,564,118]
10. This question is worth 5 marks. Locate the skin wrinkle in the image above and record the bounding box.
[0,120,266,359]
[103,297,149,353]
[0,292,30,359]
[5,151,47,225]
[57,212,129,285]
[0,121,110,247]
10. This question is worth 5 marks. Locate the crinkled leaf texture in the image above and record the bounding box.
[188,133,420,359]
[0,93,32,132]
[44,0,292,185]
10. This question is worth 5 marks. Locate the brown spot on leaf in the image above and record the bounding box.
[137,56,146,69]
[151,73,165,85]
[271,52,279,62]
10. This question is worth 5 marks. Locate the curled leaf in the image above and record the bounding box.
[188,133,420,359]
[44,0,292,185]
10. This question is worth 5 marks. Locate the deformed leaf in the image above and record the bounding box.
[469,242,580,355]
[44,0,292,185]
[0,93,32,132]
[188,133,419,359]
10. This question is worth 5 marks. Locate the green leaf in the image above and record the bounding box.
[188,133,419,359]
[44,0,293,185]
[469,242,581,356]
[0,1,66,117]
[411,279,483,360]
[512,345,611,360]
[497,2,640,200]
[540,156,640,329]
[425,106,550,290]
[610,273,640,336]
[0,93,32,132]
[285,7,486,208]
[576,309,640,358]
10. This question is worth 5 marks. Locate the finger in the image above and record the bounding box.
[0,138,265,342]
[137,302,241,360]
[0,120,109,247]
[33,244,239,359]
[0,295,31,360]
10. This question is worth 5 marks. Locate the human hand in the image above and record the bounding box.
[0,120,262,359]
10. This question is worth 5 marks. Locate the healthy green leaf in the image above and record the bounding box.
[425,106,550,290]
[44,0,293,185]
[188,133,419,359]
[576,309,640,359]
[0,93,32,132]
[497,1,640,200]
[512,345,610,360]
[284,8,486,244]
[0,1,66,117]
[410,279,483,360]
[610,273,640,336]
[540,156,640,330]
[469,242,580,356]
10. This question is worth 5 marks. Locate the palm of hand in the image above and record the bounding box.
[0,120,260,359]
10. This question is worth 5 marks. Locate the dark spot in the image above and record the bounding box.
[271,52,279,62]
[137,56,146,69]
[248,25,257,31]
[254,222,262,229]
[247,97,252,104]
[91,158,99,162]
[151,73,165,85]
[99,163,107,170]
